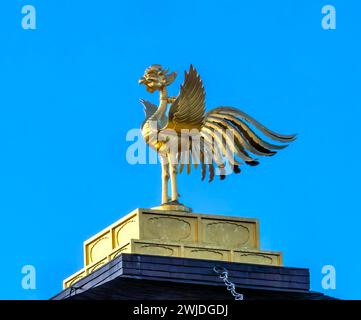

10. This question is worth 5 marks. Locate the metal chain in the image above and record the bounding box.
[69,286,81,297]
[213,266,244,300]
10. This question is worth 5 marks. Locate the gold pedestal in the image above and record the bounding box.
[151,200,192,213]
[63,208,282,288]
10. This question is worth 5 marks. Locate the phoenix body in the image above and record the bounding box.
[138,65,296,209]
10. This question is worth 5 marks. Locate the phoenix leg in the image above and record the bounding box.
[168,153,178,202]
[160,155,169,204]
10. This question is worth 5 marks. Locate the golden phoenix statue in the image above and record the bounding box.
[139,65,295,211]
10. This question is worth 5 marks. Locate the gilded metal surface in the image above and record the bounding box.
[139,64,296,209]
[63,208,283,288]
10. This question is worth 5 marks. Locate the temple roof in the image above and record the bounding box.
[52,254,335,300]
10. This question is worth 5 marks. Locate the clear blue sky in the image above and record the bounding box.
[0,0,360,299]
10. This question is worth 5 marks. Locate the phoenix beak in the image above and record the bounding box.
[138,77,146,85]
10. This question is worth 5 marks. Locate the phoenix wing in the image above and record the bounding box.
[166,65,206,131]
[141,98,157,119]
[140,99,167,128]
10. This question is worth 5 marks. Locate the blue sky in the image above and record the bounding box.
[0,0,360,299]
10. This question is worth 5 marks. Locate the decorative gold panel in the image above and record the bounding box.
[234,251,282,266]
[114,216,138,247]
[133,242,180,257]
[142,213,197,243]
[201,218,258,250]
[184,247,228,261]
[203,221,249,247]
[88,258,107,273]
[110,244,131,260]
[87,233,111,265]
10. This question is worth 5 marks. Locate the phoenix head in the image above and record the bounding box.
[138,64,177,93]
